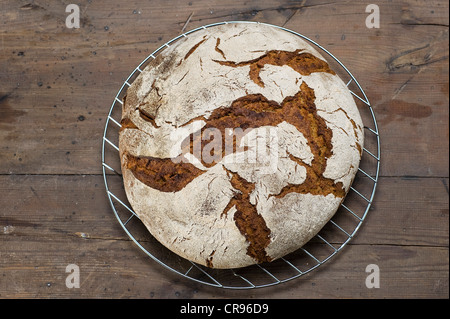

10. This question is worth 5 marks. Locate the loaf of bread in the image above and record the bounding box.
[119,23,364,269]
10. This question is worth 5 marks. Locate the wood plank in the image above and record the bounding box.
[0,175,447,247]
[329,176,449,247]
[0,0,448,176]
[0,174,448,297]
[1,235,447,298]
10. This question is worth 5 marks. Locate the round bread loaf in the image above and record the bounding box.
[119,23,364,269]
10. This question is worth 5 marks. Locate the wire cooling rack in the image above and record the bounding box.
[101,21,381,289]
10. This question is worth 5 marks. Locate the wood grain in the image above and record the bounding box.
[0,174,447,298]
[1,0,448,176]
[0,0,448,298]
[0,175,447,248]
[1,235,447,298]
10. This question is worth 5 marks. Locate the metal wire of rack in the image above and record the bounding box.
[101,21,381,289]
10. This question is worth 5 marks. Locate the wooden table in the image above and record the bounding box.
[1,0,448,299]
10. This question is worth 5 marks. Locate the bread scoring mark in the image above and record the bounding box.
[184,37,207,61]
[137,106,160,128]
[120,118,139,131]
[215,38,226,60]
[320,107,363,156]
[223,168,272,264]
[213,49,336,87]
[124,153,205,192]
[119,117,156,140]
[276,154,345,198]
[336,107,363,156]
[206,250,216,268]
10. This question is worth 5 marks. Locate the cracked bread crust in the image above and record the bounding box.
[119,23,364,269]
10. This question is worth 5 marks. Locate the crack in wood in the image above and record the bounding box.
[386,30,449,72]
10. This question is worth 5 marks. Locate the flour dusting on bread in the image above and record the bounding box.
[119,23,363,269]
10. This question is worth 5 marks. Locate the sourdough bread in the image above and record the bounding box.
[119,23,364,269]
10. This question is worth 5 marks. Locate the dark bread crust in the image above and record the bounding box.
[214,49,336,87]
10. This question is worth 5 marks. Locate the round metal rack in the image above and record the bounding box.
[101,21,381,289]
